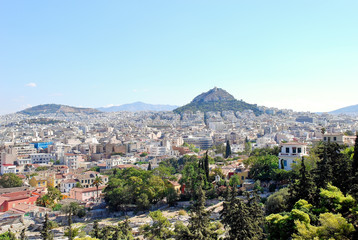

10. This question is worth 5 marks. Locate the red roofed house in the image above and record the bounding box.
[0,191,39,212]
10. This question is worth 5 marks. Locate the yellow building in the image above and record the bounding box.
[29,176,48,188]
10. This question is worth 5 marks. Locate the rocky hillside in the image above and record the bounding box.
[19,104,101,115]
[173,87,261,115]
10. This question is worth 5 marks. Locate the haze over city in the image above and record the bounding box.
[1,1,358,115]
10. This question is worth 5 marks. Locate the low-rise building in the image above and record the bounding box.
[69,185,106,202]
[0,190,39,212]
[278,142,308,170]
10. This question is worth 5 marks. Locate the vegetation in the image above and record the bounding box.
[225,140,231,158]
[93,176,103,202]
[37,187,62,208]
[0,173,22,188]
[61,202,84,240]
[173,100,261,115]
[90,217,133,240]
[141,210,174,239]
[40,213,54,240]
[221,189,265,239]
[104,167,169,211]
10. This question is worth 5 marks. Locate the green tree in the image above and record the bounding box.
[175,186,217,240]
[244,155,279,181]
[288,157,315,208]
[40,213,54,240]
[20,228,27,240]
[148,162,152,171]
[225,140,232,158]
[351,134,358,199]
[229,175,240,188]
[293,212,354,240]
[91,221,100,239]
[141,210,174,240]
[61,202,82,240]
[221,188,264,240]
[265,188,290,215]
[93,176,103,202]
[0,230,16,240]
[0,173,22,188]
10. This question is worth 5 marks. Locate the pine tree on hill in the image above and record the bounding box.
[350,134,358,199]
[289,157,315,208]
[221,188,264,240]
[204,151,209,180]
[40,213,54,240]
[175,185,217,240]
[225,140,231,158]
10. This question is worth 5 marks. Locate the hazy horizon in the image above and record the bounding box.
[1,1,357,115]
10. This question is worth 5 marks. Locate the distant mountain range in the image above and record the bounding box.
[98,102,179,112]
[173,87,261,115]
[19,104,100,115]
[329,104,358,115]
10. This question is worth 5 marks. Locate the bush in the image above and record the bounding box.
[269,183,277,192]
[178,209,187,216]
[48,220,59,229]
[77,208,86,218]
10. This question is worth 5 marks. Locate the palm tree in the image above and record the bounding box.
[93,176,103,202]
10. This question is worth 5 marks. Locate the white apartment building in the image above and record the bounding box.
[64,153,79,169]
[278,142,308,171]
[30,153,56,164]
[106,158,123,169]
[14,143,37,156]
[0,164,16,174]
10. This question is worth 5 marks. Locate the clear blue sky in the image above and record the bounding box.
[1,0,357,115]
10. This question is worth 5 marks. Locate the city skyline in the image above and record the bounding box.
[1,1,358,115]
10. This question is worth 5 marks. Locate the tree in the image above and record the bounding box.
[288,157,315,208]
[41,213,54,240]
[20,228,27,240]
[61,202,82,240]
[37,187,62,208]
[229,175,240,188]
[175,186,217,240]
[293,213,354,240]
[351,134,358,199]
[0,230,16,240]
[225,140,232,158]
[141,210,174,240]
[221,188,264,240]
[93,176,103,202]
[148,162,152,171]
[204,151,209,180]
[265,188,290,215]
[244,155,279,181]
[91,221,100,239]
[0,173,22,188]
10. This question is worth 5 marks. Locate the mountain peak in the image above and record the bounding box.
[191,87,236,103]
[174,88,261,115]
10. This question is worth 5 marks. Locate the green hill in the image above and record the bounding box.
[173,87,261,115]
[19,104,101,115]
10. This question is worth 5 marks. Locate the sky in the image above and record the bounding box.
[1,0,358,115]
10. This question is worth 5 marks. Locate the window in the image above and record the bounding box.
[324,137,327,141]
[286,147,290,153]
[334,137,337,141]
[292,147,297,153]
[241,176,244,180]
[298,148,302,153]
[284,160,287,167]
[328,137,331,141]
